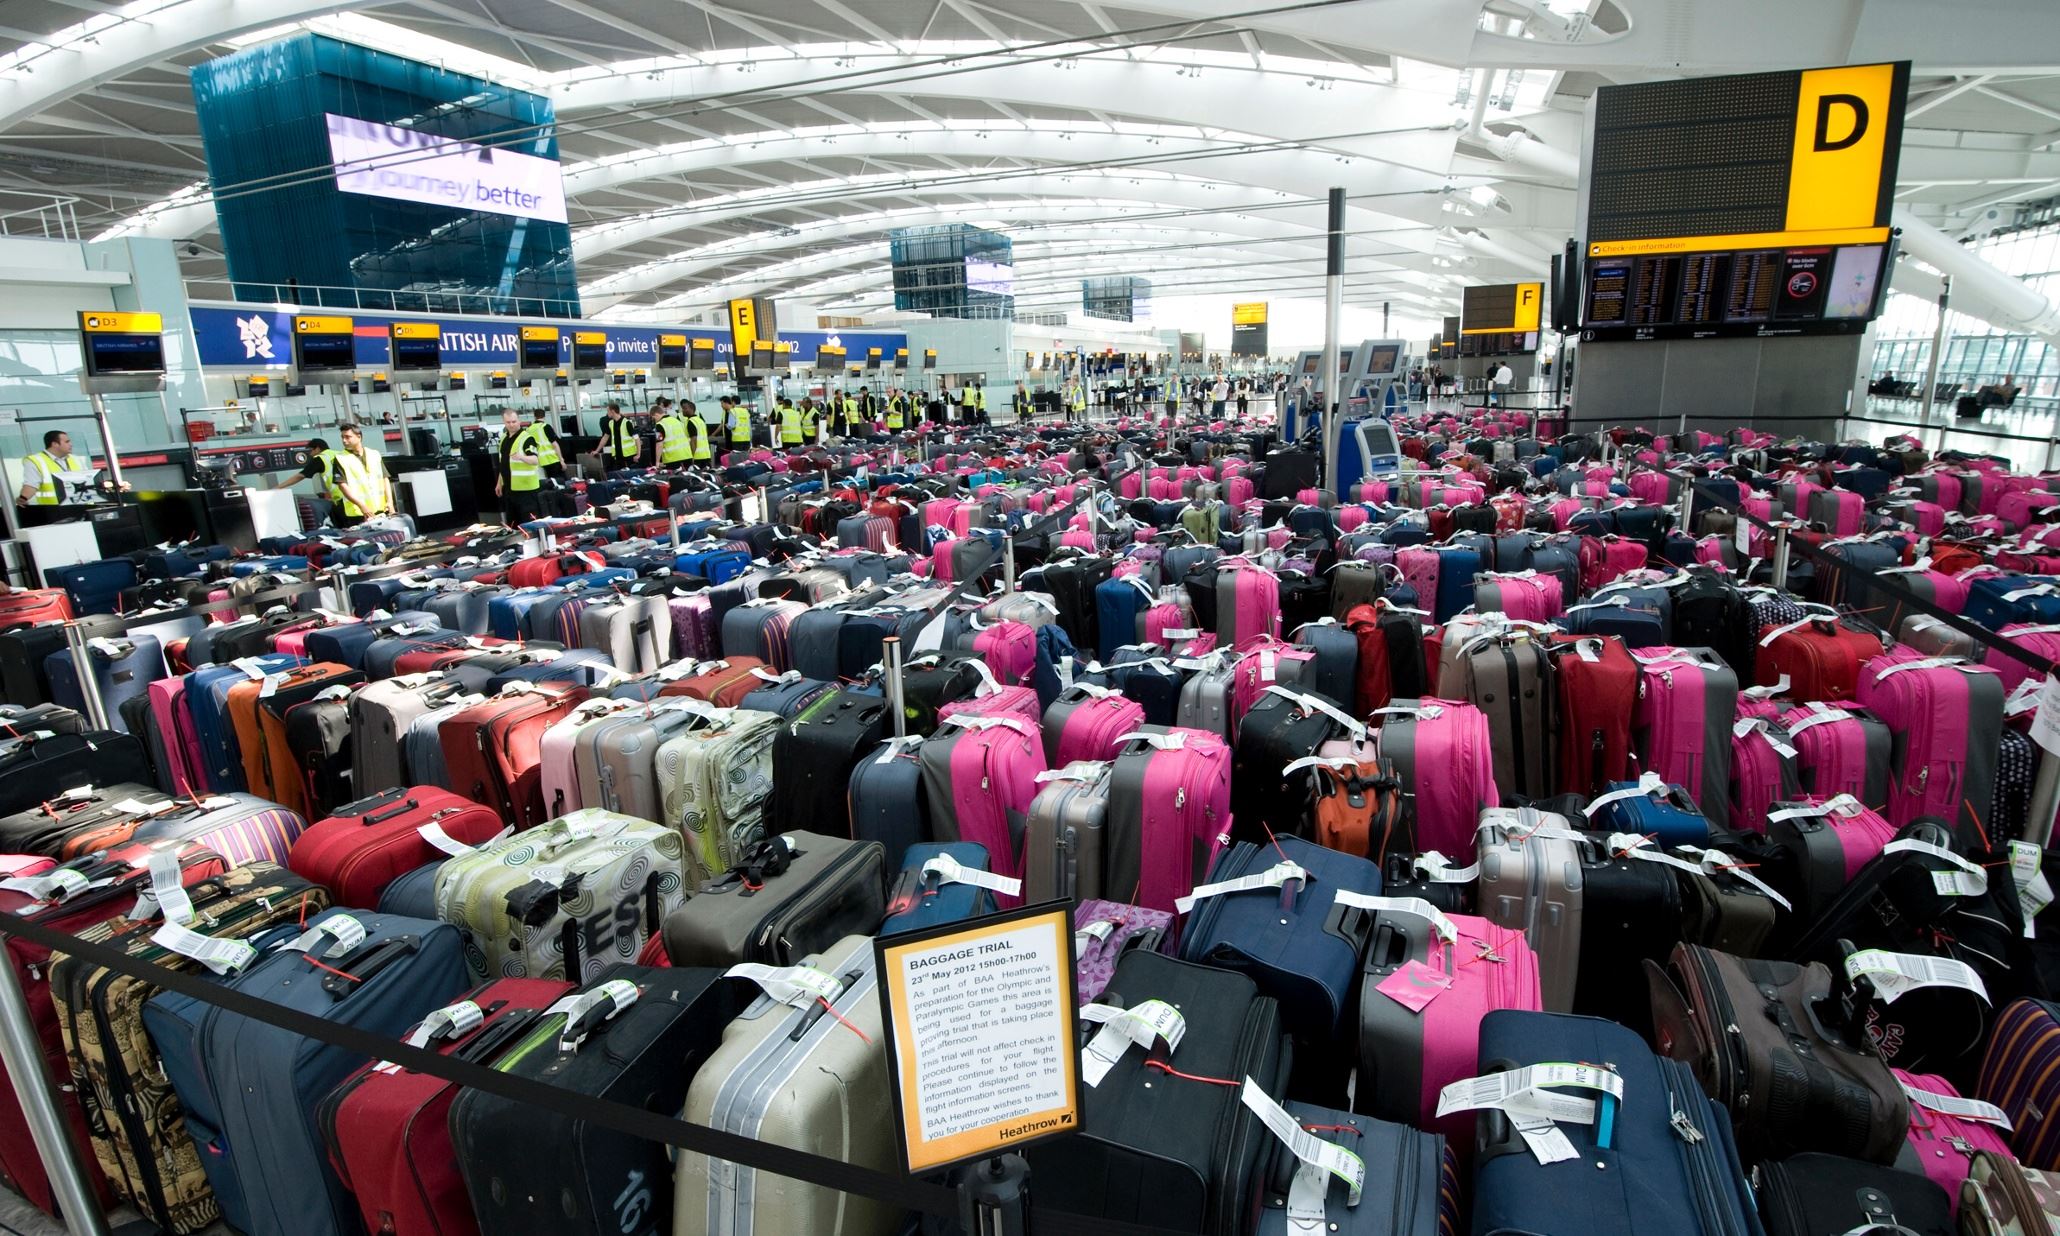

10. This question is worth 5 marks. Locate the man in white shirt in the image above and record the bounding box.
[1491,362,1514,407]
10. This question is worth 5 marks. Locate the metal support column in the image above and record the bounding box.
[1319,187,1346,494]
[1917,277,1951,451]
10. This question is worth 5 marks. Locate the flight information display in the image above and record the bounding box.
[1461,282,1544,357]
[1580,240,1890,340]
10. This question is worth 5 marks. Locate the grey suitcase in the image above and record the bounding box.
[574,704,705,824]
[578,595,672,675]
[673,934,900,1236]
[402,697,477,791]
[1475,806,1584,1013]
[1021,760,1112,903]
[348,674,471,798]
[1328,561,1391,618]
[660,831,885,968]
[1896,612,1978,658]
[1174,653,1237,739]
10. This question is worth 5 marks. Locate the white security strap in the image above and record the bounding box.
[1731,718,1799,759]
[873,735,926,765]
[559,808,634,841]
[1435,1063,1626,1165]
[1281,755,1369,777]
[1899,1080,2013,1129]
[726,962,843,1009]
[940,713,1036,738]
[419,821,509,857]
[552,978,641,1051]
[1844,949,1990,1006]
[1079,999,1185,1087]
[1582,772,1670,816]
[1261,685,1368,739]
[749,668,802,684]
[152,921,258,976]
[1241,1078,1365,1220]
[1174,861,1309,914]
[1413,852,1480,884]
[1742,675,1793,699]
[1759,615,1838,648]
[1882,838,1989,896]
[1675,846,1794,912]
[1035,761,1109,784]
[1331,891,1458,943]
[921,853,1023,898]
[402,1000,486,1051]
[1115,728,1188,750]
[1872,656,1980,681]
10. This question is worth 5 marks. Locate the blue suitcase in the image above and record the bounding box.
[421,589,494,635]
[848,739,930,859]
[364,631,467,679]
[144,909,469,1236]
[1965,573,2060,630]
[375,861,444,918]
[346,577,409,616]
[1030,623,1079,709]
[46,558,136,616]
[1588,779,1712,846]
[187,655,307,791]
[487,589,562,640]
[43,634,165,732]
[1093,575,1154,661]
[882,841,994,934]
[1470,1010,1762,1236]
[1432,546,1481,623]
[1251,1101,1445,1236]
[1179,835,1380,1104]
[1078,650,1182,727]
[482,648,617,690]
[1566,507,1617,537]
[738,674,835,718]
[674,544,751,583]
[302,614,438,669]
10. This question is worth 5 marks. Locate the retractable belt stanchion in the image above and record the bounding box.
[883,635,907,740]
[959,1153,1032,1236]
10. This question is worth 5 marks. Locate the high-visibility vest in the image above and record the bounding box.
[333,446,392,518]
[21,451,62,505]
[657,415,692,464]
[840,396,858,427]
[779,405,804,444]
[968,388,986,411]
[507,426,546,492]
[728,405,752,443]
[602,416,638,459]
[885,398,905,430]
[685,413,712,460]
[1069,385,1085,412]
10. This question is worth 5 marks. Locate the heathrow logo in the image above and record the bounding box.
[238,315,275,360]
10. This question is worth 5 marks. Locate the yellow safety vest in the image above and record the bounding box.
[1069,386,1085,412]
[332,446,392,518]
[507,426,546,492]
[530,424,562,468]
[969,388,986,411]
[885,398,905,430]
[728,405,752,443]
[685,413,712,461]
[779,405,804,445]
[603,416,638,460]
[657,415,692,464]
[22,451,62,505]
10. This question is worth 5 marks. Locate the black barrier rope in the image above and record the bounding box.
[1633,459,2056,676]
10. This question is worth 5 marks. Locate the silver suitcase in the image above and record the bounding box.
[577,595,672,675]
[1021,760,1112,902]
[1896,612,1978,658]
[1173,654,1237,739]
[1475,806,1584,1013]
[673,934,900,1236]
[574,704,706,824]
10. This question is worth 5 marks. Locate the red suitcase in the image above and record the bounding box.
[655,656,770,708]
[1548,631,1638,797]
[1755,614,1884,703]
[288,786,506,908]
[320,978,573,1236]
[0,589,74,630]
[438,683,589,831]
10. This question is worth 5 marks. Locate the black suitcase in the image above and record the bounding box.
[895,653,987,735]
[118,692,177,793]
[1229,688,1347,844]
[1249,1101,1444,1236]
[0,729,151,818]
[450,963,750,1236]
[0,613,122,706]
[1756,1153,1954,1236]
[769,690,887,835]
[1026,951,1289,1236]
[282,694,356,819]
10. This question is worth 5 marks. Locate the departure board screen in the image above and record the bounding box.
[1580,242,1888,340]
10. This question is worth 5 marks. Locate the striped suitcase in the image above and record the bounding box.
[1979,998,2060,1171]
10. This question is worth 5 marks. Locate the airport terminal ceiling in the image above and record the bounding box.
[4,0,2060,325]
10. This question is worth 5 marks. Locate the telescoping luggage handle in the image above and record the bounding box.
[1435,1062,1627,1165]
[1240,1078,1366,1222]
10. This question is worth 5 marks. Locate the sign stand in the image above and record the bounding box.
[956,1152,1032,1235]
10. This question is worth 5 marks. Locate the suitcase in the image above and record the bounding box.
[376,860,444,919]
[918,713,1047,896]
[1436,630,1553,803]
[1041,685,1145,765]
[1856,651,2005,839]
[769,690,888,836]
[1180,836,1381,1102]
[660,831,885,967]
[1895,1069,2018,1214]
[144,908,470,1236]
[1073,899,1173,1004]
[1782,702,1893,807]
[1107,725,1232,915]
[1229,685,1355,845]
[48,863,323,1234]
[288,786,506,908]
[439,683,590,832]
[1647,942,1907,1163]
[40,633,164,729]
[0,728,152,819]
[1376,699,1499,865]
[348,675,476,796]
[846,736,931,861]
[1353,903,1541,1147]
[673,936,899,1236]
[1756,614,1884,702]
[1024,950,1289,1236]
[653,705,781,886]
[1980,999,2060,1171]
[1248,1101,1444,1236]
[1762,796,1899,925]
[1019,760,1111,903]
[1756,1153,1954,1236]
[1548,633,1637,797]
[319,977,574,1236]
[1959,1149,2060,1234]
[1468,1010,1766,1236]
[451,964,752,1236]
[72,791,306,868]
[1631,646,1738,824]
[572,703,705,824]
[881,840,995,934]
[433,808,685,981]
[1585,776,1712,846]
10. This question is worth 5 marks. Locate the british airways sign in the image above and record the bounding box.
[188,304,907,370]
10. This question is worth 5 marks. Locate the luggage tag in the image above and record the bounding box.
[284,913,368,958]
[1741,675,1793,702]
[2009,841,2053,938]
[1332,891,1460,944]
[151,921,258,976]
[1261,686,1368,741]
[125,847,195,927]
[1,865,99,907]
[1899,1080,2013,1129]
[1435,1063,1626,1165]
[1729,718,1799,759]
[1844,949,1991,1006]
[726,962,843,1010]
[560,807,632,841]
[548,978,641,1052]
[920,852,1022,898]
[1766,795,1868,823]
[1078,998,1185,1087]
[1240,1078,1365,1226]
[1784,705,1853,736]
[1880,838,1989,897]
[419,819,509,857]
[1411,851,1480,883]
[1673,846,1792,911]
[231,657,272,680]
[111,796,180,817]
[1582,773,1672,817]
[1174,861,1309,915]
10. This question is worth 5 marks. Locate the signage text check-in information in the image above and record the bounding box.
[877,907,1081,1175]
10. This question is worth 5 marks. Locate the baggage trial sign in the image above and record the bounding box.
[876,903,1082,1174]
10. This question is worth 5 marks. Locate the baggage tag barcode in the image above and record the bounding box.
[1899,1081,2013,1129]
[1078,999,1185,1087]
[131,847,195,926]
[419,820,506,857]
[1581,772,1670,816]
[1844,949,1991,1006]
[1240,1078,1364,1220]
[726,962,843,1010]
[2009,841,2053,938]
[1881,838,1990,898]
[1435,1063,1624,1165]
[152,921,257,976]
[1412,852,1479,884]
[549,978,641,1051]
[920,853,1021,898]
[285,914,367,958]
[2,865,94,906]
[1174,861,1308,914]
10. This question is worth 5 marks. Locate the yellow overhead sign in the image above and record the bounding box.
[574,331,607,345]
[660,333,688,347]
[295,315,352,334]
[79,312,162,334]
[390,322,439,339]
[1461,281,1545,334]
[1588,226,1891,259]
[1786,63,1900,236]
[1232,302,1268,325]
[689,338,714,349]
[520,326,559,341]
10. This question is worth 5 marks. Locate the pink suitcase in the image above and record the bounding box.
[1141,594,1195,651]
[1109,726,1232,915]
[1041,686,1145,766]
[1631,646,1739,824]
[146,676,208,797]
[1896,1069,2018,1215]
[1337,504,1371,533]
[538,697,634,819]
[1856,648,2006,829]
[970,618,1037,686]
[1780,703,1890,806]
[921,713,1048,902]
[1396,548,1441,611]
[937,683,1043,728]
[1214,560,1281,646]
[1472,571,1563,623]
[669,593,717,659]
[1374,698,1499,864]
[1729,716,1799,833]
[1986,623,2060,695]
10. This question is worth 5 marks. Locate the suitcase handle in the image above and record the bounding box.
[357,798,420,827]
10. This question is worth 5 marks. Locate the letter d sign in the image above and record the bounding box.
[1785,63,1906,234]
